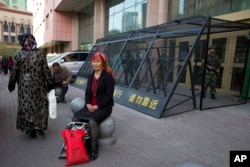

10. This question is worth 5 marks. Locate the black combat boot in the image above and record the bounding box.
[89,141,98,161]
[211,94,217,100]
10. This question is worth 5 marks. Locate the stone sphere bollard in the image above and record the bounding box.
[98,115,116,146]
[70,97,116,146]
[71,97,85,114]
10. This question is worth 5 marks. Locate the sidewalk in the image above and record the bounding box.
[0,73,250,167]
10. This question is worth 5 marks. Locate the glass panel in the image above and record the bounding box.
[4,35,8,42]
[194,40,207,62]
[122,7,139,32]
[11,22,15,33]
[168,0,195,20]
[109,12,123,34]
[234,36,248,63]
[169,0,234,21]
[11,36,15,42]
[4,20,8,32]
[232,0,250,12]
[107,0,147,35]
[20,24,24,33]
[195,0,231,16]
[124,0,135,8]
[112,2,123,13]
[78,2,94,48]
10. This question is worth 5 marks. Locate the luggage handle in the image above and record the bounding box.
[67,122,88,130]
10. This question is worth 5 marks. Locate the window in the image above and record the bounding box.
[4,35,8,42]
[77,53,88,61]
[46,15,49,29]
[11,21,15,33]
[230,67,244,91]
[178,41,189,62]
[168,0,248,21]
[234,36,248,63]
[20,23,24,33]
[178,65,186,83]
[11,36,15,42]
[212,38,227,63]
[194,40,207,62]
[4,20,8,32]
[232,0,250,12]
[27,24,31,33]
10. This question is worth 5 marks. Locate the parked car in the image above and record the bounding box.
[47,50,89,81]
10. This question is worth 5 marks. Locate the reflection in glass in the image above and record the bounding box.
[168,0,249,21]
[232,0,250,12]
[107,0,147,35]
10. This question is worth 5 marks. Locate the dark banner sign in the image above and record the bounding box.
[72,76,88,90]
[73,78,165,118]
[113,86,165,118]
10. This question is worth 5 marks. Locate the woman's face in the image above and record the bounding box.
[24,38,29,46]
[92,56,104,71]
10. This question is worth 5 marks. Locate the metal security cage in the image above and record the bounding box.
[75,16,250,118]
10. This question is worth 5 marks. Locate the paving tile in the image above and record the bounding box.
[0,73,249,167]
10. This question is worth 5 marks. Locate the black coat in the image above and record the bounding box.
[74,70,115,123]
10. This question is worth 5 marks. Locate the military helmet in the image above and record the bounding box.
[208,45,216,49]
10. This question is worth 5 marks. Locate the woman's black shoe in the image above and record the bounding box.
[89,151,98,161]
[37,130,45,137]
[29,130,37,138]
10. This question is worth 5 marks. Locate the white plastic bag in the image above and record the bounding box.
[47,89,57,119]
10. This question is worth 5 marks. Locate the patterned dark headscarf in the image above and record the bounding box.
[18,33,37,50]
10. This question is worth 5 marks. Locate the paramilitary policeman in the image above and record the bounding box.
[202,45,221,100]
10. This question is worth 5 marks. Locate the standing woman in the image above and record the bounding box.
[72,52,115,161]
[8,33,54,138]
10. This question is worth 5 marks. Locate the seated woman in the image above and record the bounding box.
[72,52,115,161]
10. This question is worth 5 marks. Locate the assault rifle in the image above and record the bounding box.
[206,57,219,73]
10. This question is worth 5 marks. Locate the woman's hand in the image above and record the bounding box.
[86,104,93,111]
[86,104,98,112]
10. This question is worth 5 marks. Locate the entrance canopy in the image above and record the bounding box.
[74,16,250,118]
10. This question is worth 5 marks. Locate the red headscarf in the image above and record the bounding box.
[92,52,113,77]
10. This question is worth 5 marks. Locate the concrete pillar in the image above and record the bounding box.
[146,0,169,27]
[94,0,105,42]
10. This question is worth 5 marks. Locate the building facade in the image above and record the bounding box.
[32,0,250,95]
[32,0,250,51]
[0,5,32,46]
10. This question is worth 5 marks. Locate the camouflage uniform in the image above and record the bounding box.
[203,48,221,99]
